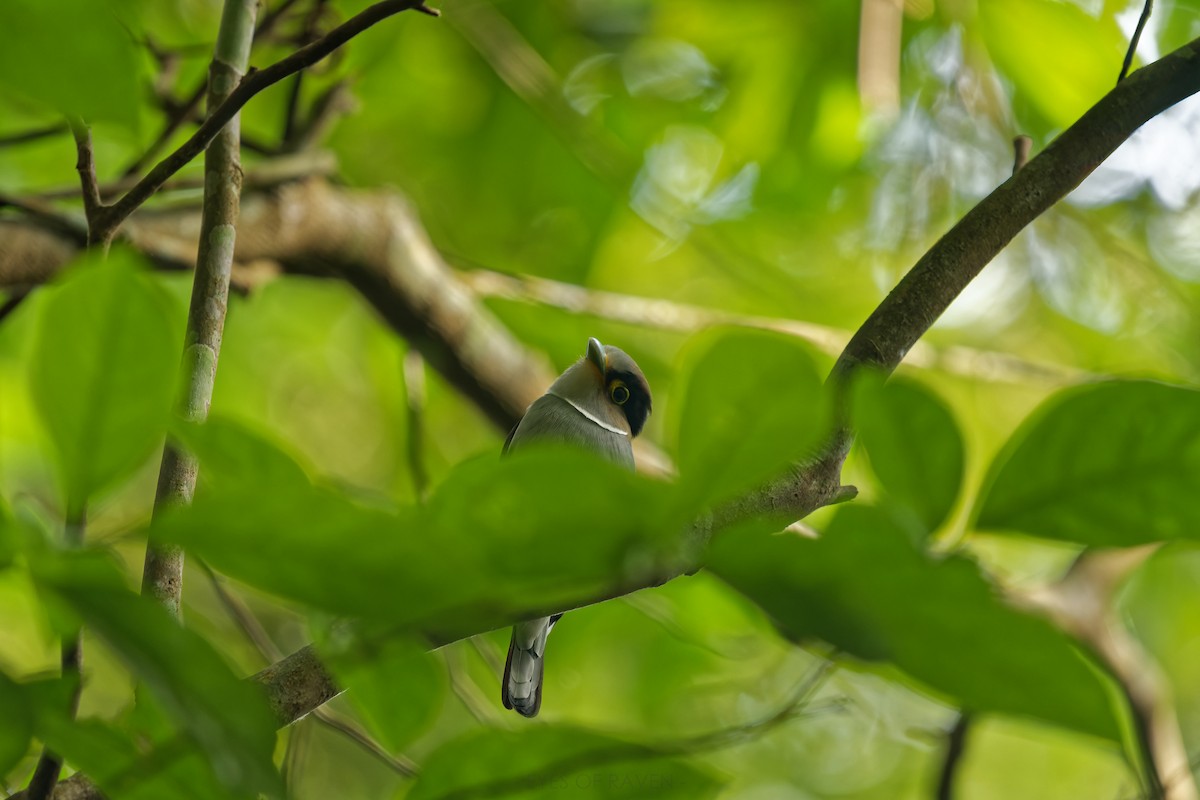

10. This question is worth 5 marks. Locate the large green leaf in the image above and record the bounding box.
[670,328,826,507]
[407,726,721,800]
[0,0,146,128]
[708,505,1125,741]
[0,671,30,779]
[29,250,179,508]
[29,690,230,800]
[979,0,1125,129]
[30,550,282,798]
[974,380,1200,545]
[319,634,446,754]
[155,419,682,642]
[855,375,964,534]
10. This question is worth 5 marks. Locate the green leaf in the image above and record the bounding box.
[30,549,282,798]
[0,0,146,128]
[320,635,446,754]
[408,726,721,800]
[0,501,17,570]
[974,380,1200,545]
[855,375,964,533]
[155,420,681,642]
[0,671,31,778]
[670,328,826,507]
[708,505,1125,741]
[979,0,1125,129]
[31,698,228,800]
[29,250,179,509]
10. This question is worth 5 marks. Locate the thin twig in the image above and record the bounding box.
[403,348,430,501]
[205,561,419,778]
[1120,0,1154,83]
[98,0,436,243]
[22,512,86,800]
[122,82,207,178]
[0,123,68,148]
[312,708,420,777]
[68,123,103,243]
[0,291,29,326]
[935,713,971,800]
[34,149,337,202]
[201,561,282,661]
[424,659,840,800]
[1012,135,1032,174]
[443,646,505,726]
[461,268,1085,386]
[122,0,310,177]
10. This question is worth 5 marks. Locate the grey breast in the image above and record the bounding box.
[507,394,634,470]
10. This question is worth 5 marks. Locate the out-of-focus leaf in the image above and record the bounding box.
[975,381,1200,545]
[407,726,721,800]
[0,0,145,128]
[0,671,30,778]
[155,421,681,642]
[0,501,17,570]
[979,0,1125,129]
[29,250,178,508]
[320,634,446,754]
[708,505,1125,741]
[31,698,228,800]
[855,374,964,534]
[670,328,826,507]
[30,550,282,798]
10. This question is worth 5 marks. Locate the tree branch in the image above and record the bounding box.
[22,513,86,800]
[831,33,1200,385]
[1120,0,1154,83]
[0,123,68,148]
[86,0,436,244]
[121,0,310,177]
[142,0,259,619]
[461,268,1086,386]
[934,713,971,800]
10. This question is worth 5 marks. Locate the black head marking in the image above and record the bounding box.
[603,345,652,437]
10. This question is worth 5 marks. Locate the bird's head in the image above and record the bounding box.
[550,337,652,437]
[585,337,652,437]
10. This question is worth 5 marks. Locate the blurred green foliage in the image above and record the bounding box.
[3,0,1200,799]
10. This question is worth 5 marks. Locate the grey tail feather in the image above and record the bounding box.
[501,615,562,718]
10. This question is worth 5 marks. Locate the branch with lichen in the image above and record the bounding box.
[142,0,259,620]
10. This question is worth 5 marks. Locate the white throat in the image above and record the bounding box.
[547,389,628,436]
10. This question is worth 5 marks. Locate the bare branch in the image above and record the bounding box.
[1120,0,1154,83]
[142,0,260,619]
[68,123,102,243]
[462,268,1086,386]
[93,0,436,242]
[122,0,311,177]
[22,513,86,800]
[0,123,68,148]
[934,713,971,800]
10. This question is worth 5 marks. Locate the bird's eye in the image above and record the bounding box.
[610,382,630,405]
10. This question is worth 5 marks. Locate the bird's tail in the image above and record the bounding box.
[501,614,561,718]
